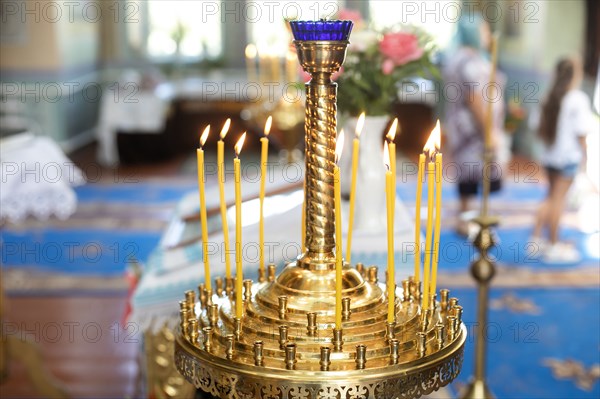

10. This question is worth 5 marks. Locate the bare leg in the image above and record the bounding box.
[532,171,557,238]
[547,175,575,244]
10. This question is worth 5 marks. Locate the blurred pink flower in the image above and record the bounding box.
[332,66,344,81]
[379,32,424,66]
[381,59,395,75]
[338,9,363,25]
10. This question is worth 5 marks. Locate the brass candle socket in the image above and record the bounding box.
[390,339,400,364]
[185,290,195,314]
[440,289,450,312]
[306,313,318,336]
[202,327,213,352]
[386,322,396,343]
[368,266,378,283]
[416,332,427,357]
[179,308,189,340]
[225,277,234,297]
[225,334,234,360]
[355,345,367,370]
[355,263,365,277]
[402,280,411,302]
[342,297,351,321]
[258,267,266,283]
[208,304,219,327]
[243,279,252,302]
[320,346,331,371]
[332,328,343,352]
[215,277,224,297]
[198,284,206,308]
[435,324,446,348]
[278,325,288,350]
[234,317,242,340]
[188,319,199,346]
[285,343,297,370]
[205,288,213,308]
[254,341,264,366]
[278,296,288,320]
[268,264,276,282]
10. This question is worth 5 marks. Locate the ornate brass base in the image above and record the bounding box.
[174,262,466,399]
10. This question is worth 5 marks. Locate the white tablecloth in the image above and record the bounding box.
[0,133,85,222]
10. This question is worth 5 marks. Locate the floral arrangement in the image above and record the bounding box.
[335,10,439,116]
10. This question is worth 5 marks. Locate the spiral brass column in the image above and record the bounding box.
[295,40,348,270]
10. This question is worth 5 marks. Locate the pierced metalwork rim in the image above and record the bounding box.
[175,324,466,399]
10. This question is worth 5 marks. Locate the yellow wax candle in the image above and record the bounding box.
[259,116,272,276]
[386,118,398,220]
[429,120,443,296]
[218,119,232,278]
[422,161,435,310]
[346,114,364,264]
[414,153,425,283]
[245,44,257,83]
[384,142,395,323]
[431,152,443,297]
[234,133,246,319]
[334,131,345,330]
[197,126,211,291]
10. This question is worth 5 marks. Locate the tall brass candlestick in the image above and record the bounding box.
[461,32,500,399]
[481,33,498,218]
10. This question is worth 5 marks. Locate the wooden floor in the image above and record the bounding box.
[1,293,141,398]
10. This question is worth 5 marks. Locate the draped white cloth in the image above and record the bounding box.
[0,133,85,222]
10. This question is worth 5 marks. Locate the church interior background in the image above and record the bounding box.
[0,0,600,399]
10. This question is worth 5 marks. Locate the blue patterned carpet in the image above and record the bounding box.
[1,175,598,397]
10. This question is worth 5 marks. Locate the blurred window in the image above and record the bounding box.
[146,1,222,60]
[247,1,341,56]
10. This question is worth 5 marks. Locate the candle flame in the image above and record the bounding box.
[235,132,247,157]
[220,118,231,140]
[386,118,398,142]
[264,116,272,137]
[335,130,345,164]
[355,112,365,138]
[200,125,210,148]
[245,44,257,59]
[383,141,390,171]
[424,120,441,157]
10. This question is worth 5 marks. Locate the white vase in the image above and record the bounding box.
[339,115,389,234]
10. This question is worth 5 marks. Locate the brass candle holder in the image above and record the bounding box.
[174,20,466,399]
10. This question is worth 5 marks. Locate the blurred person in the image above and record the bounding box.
[531,57,592,263]
[443,14,508,236]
